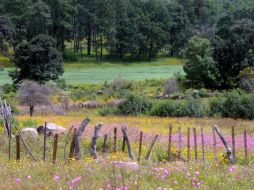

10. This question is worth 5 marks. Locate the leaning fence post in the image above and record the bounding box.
[178,127,182,160]
[52,134,59,163]
[187,127,190,161]
[201,128,205,162]
[212,126,218,161]
[244,130,248,160]
[138,131,143,162]
[121,127,134,159]
[16,135,20,161]
[145,135,159,160]
[122,135,126,152]
[168,125,172,161]
[114,128,117,153]
[193,128,198,162]
[43,122,47,161]
[232,126,235,160]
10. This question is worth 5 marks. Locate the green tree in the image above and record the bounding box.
[10,35,63,84]
[0,15,13,52]
[183,36,219,88]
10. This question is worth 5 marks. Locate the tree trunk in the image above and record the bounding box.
[30,105,34,117]
[87,25,92,56]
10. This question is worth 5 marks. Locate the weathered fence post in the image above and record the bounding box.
[69,128,77,160]
[43,122,47,161]
[138,131,143,161]
[193,128,198,162]
[201,128,205,162]
[114,128,117,153]
[145,135,159,160]
[102,134,108,153]
[121,127,134,159]
[122,135,126,152]
[213,125,234,164]
[90,123,103,159]
[16,126,37,161]
[168,125,172,161]
[244,130,248,160]
[16,135,20,161]
[232,126,235,161]
[212,126,218,161]
[64,126,74,160]
[178,127,182,160]
[52,134,59,163]
[187,127,190,161]
[74,118,91,160]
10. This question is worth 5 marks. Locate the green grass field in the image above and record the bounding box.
[0,56,183,85]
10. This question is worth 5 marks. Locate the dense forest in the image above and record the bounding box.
[1,0,254,89]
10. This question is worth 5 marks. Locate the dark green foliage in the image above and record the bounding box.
[209,97,226,117]
[183,36,219,89]
[118,94,152,115]
[150,98,207,118]
[0,15,13,52]
[99,106,118,116]
[10,34,63,84]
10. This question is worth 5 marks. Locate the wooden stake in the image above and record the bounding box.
[64,126,74,161]
[114,128,117,153]
[193,128,198,162]
[69,128,77,160]
[121,127,134,159]
[122,135,126,152]
[212,126,217,161]
[178,127,182,160]
[16,135,20,161]
[244,130,248,160]
[201,128,205,162]
[102,134,108,153]
[138,131,143,161]
[168,125,172,161]
[187,127,190,161]
[90,123,103,159]
[145,135,159,160]
[43,122,47,161]
[52,134,59,163]
[232,126,235,160]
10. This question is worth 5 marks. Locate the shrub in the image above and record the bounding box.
[209,97,226,117]
[111,77,134,91]
[164,78,179,95]
[150,98,207,117]
[118,94,152,115]
[99,106,118,116]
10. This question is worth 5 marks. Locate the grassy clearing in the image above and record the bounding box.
[0,56,183,85]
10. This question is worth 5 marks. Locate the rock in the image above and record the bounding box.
[21,128,38,138]
[37,123,67,136]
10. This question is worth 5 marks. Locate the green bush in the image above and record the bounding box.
[209,97,226,117]
[150,98,207,117]
[118,94,152,115]
[99,106,118,116]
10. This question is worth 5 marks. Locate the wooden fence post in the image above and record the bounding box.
[114,128,117,153]
[212,126,217,161]
[187,127,190,161]
[193,128,198,162]
[145,135,159,160]
[232,126,235,160]
[138,131,143,161]
[16,135,20,161]
[69,128,77,160]
[244,130,248,160]
[121,127,134,159]
[102,134,108,153]
[178,127,182,160]
[122,135,126,152]
[52,134,59,163]
[168,125,172,161]
[90,123,103,159]
[43,122,47,161]
[201,128,205,162]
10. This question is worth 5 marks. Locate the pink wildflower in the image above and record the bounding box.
[26,175,32,179]
[15,178,21,184]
